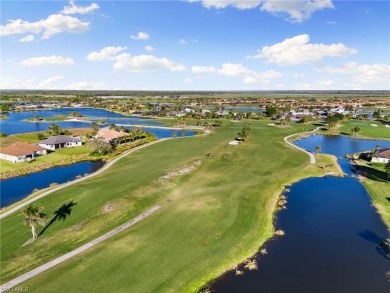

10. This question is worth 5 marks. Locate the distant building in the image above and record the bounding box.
[38,135,82,150]
[371,148,390,164]
[0,142,47,163]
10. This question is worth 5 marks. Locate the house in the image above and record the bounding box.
[38,135,82,150]
[0,142,47,163]
[371,148,390,164]
[95,127,128,143]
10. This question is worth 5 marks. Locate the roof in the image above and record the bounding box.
[0,142,45,157]
[96,128,128,140]
[39,135,81,145]
[375,148,390,159]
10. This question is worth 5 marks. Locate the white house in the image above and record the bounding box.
[38,135,82,150]
[371,148,390,164]
[0,142,47,163]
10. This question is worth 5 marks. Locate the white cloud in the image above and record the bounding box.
[130,32,150,40]
[113,54,187,72]
[65,81,108,90]
[185,78,193,83]
[144,45,154,52]
[87,46,127,61]
[192,65,216,73]
[61,1,100,15]
[317,62,390,84]
[293,72,305,78]
[37,75,64,89]
[20,55,75,66]
[260,0,334,22]
[294,80,334,90]
[192,0,334,21]
[217,63,281,84]
[196,0,261,10]
[0,14,89,39]
[19,34,35,42]
[178,38,189,45]
[250,34,357,66]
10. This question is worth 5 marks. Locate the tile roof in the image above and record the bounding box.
[376,148,390,159]
[39,135,81,145]
[96,128,128,140]
[0,142,45,157]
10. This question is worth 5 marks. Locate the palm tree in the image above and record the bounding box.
[315,145,321,154]
[351,126,361,136]
[21,205,47,239]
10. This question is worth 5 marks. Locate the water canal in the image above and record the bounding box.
[211,135,390,293]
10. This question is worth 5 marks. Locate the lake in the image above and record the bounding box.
[0,160,105,208]
[211,135,390,292]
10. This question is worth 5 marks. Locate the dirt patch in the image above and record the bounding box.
[158,160,201,182]
[67,220,90,232]
[102,202,117,214]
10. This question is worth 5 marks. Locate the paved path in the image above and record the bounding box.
[0,205,162,292]
[283,127,319,164]
[0,138,170,219]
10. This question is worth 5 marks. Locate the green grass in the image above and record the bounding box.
[353,161,390,228]
[0,121,334,291]
[0,146,91,173]
[24,115,69,122]
[321,120,390,140]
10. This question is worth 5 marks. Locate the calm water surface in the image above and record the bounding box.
[0,161,105,208]
[211,135,390,293]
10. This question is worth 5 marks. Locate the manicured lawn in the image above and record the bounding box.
[1,121,335,291]
[0,146,91,173]
[321,120,390,140]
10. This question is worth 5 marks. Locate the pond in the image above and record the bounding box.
[211,135,390,293]
[0,160,105,208]
[0,108,161,136]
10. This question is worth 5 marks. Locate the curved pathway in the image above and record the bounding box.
[0,138,170,219]
[0,205,161,292]
[283,127,319,164]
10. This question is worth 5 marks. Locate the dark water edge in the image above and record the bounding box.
[210,135,390,293]
[210,176,390,293]
[0,160,105,208]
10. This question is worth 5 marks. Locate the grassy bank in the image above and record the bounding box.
[353,160,390,229]
[0,121,338,291]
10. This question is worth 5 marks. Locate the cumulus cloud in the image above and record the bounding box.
[145,45,154,52]
[191,0,334,22]
[113,54,187,72]
[130,32,150,40]
[260,0,334,22]
[178,38,189,45]
[20,55,75,67]
[249,34,357,66]
[87,46,127,61]
[217,63,281,84]
[192,66,216,73]
[317,62,390,84]
[19,35,35,42]
[37,75,64,89]
[0,14,89,39]
[61,0,100,15]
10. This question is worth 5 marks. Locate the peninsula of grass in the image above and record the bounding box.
[353,159,390,229]
[24,115,71,122]
[0,121,340,291]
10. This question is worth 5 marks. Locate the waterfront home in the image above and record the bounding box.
[371,148,390,164]
[38,135,82,150]
[0,142,47,163]
[96,127,128,143]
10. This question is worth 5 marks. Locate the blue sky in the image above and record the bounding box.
[1,0,389,90]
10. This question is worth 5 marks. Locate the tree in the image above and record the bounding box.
[87,137,113,155]
[37,133,45,140]
[265,106,279,118]
[91,121,99,135]
[351,126,361,136]
[172,130,177,139]
[48,124,63,135]
[315,145,321,154]
[0,132,6,138]
[386,161,390,181]
[239,126,252,141]
[109,123,118,131]
[0,103,11,112]
[21,205,47,239]
[34,114,40,121]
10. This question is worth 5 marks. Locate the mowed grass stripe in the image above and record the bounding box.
[3,122,330,292]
